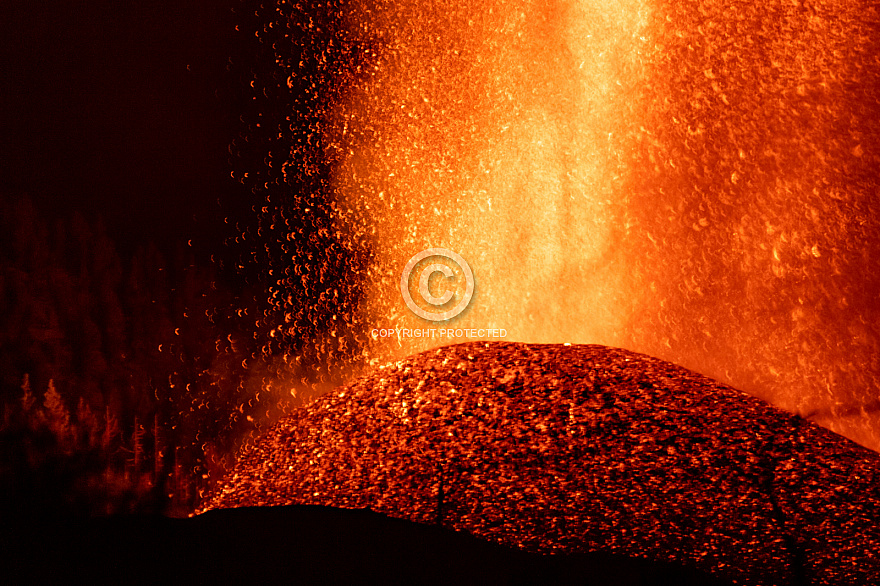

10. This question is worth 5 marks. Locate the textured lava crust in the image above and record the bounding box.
[202,342,880,585]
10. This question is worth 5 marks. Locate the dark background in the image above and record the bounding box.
[0,0,240,259]
[0,0,369,517]
[0,0,267,517]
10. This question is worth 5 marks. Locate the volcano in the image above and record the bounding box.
[202,342,880,585]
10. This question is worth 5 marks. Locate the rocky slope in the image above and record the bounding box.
[202,342,880,585]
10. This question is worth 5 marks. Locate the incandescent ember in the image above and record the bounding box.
[201,342,880,585]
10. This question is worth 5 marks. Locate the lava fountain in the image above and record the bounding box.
[326,0,650,343]
[242,1,880,450]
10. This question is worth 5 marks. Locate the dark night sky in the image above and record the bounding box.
[0,0,241,257]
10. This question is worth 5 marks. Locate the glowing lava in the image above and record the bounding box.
[325,0,650,356]
[244,1,880,450]
[315,1,880,450]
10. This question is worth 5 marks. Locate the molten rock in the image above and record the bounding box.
[202,342,880,585]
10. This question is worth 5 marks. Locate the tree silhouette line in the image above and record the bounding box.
[0,195,303,518]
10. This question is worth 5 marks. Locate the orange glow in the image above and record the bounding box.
[262,1,880,451]
[326,0,650,353]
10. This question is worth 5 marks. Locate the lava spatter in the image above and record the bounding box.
[201,341,880,585]
[235,0,880,453]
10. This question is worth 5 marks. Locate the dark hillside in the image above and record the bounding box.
[203,342,880,585]
[3,505,729,585]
